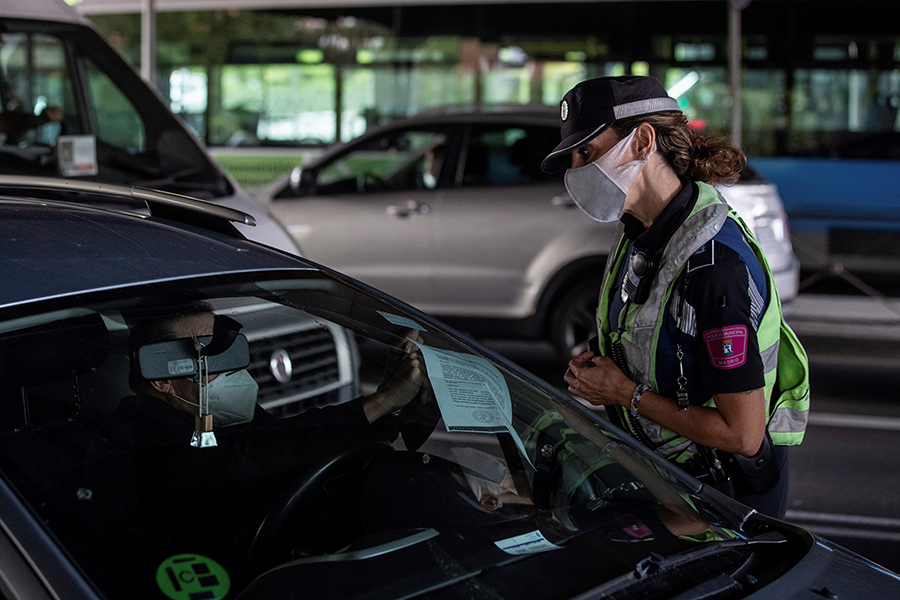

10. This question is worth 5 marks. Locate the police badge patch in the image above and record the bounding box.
[702,325,748,369]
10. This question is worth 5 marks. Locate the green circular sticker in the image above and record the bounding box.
[156,554,231,600]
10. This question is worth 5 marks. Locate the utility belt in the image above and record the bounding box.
[684,431,781,497]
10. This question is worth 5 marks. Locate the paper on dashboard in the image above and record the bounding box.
[410,341,532,467]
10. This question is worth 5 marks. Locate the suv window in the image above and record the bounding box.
[462,125,563,187]
[316,128,448,194]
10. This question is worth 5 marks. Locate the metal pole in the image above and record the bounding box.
[141,0,157,88]
[728,0,746,148]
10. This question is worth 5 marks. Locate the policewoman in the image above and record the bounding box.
[546,76,809,518]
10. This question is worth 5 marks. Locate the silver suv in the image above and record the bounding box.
[257,105,799,361]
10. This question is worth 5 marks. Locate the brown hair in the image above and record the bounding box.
[611,112,746,185]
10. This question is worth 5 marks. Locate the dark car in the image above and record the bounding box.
[0,177,896,600]
[256,105,799,362]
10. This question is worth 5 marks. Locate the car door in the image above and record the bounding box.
[426,122,603,320]
[268,126,453,310]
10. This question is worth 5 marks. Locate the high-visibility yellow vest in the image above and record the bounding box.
[597,182,809,463]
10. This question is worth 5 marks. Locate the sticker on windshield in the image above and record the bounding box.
[494,530,561,555]
[378,310,427,332]
[57,135,99,177]
[156,554,230,600]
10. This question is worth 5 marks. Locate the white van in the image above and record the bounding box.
[0,0,300,254]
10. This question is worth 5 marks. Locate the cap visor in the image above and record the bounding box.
[541,122,609,173]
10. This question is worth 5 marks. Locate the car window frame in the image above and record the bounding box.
[308,123,461,196]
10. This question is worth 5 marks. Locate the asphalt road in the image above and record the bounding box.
[483,293,900,574]
[785,359,900,573]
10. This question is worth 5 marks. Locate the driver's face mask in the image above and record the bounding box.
[175,368,259,428]
[564,129,653,222]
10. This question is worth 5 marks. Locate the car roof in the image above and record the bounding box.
[0,196,309,310]
[372,104,559,130]
[304,104,561,168]
[0,0,88,24]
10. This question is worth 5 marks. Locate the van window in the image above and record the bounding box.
[0,32,82,145]
[0,19,227,198]
[83,58,145,153]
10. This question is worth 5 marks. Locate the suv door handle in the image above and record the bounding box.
[387,201,430,218]
[552,195,576,208]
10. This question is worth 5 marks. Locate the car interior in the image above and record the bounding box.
[0,275,804,600]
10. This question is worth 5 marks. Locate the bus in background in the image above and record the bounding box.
[661,34,900,293]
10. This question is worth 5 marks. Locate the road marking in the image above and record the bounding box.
[786,510,900,542]
[809,412,900,431]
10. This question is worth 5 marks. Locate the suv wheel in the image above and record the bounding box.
[550,278,602,364]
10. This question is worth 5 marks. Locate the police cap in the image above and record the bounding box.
[541,75,681,173]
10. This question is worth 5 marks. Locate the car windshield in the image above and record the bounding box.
[0,25,229,198]
[0,270,757,600]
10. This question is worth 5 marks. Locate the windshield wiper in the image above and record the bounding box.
[572,532,786,600]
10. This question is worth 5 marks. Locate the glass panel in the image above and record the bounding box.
[84,57,146,152]
[316,128,449,193]
[482,66,531,104]
[541,62,589,105]
[341,66,376,141]
[462,125,563,187]
[741,69,786,157]
[168,66,208,140]
[663,67,730,138]
[791,67,900,158]
[0,32,76,147]
[218,63,337,146]
[0,270,730,599]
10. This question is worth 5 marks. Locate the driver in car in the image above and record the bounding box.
[84,306,430,593]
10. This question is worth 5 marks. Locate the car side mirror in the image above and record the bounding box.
[288,166,316,196]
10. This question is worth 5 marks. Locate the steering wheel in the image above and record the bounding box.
[245,436,395,577]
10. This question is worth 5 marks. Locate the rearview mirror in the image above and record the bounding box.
[137,334,250,380]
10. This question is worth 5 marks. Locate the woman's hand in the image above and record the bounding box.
[564,351,633,407]
[564,350,767,455]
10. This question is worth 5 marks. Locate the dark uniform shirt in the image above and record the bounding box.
[608,180,768,405]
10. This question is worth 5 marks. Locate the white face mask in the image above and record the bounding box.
[176,368,259,428]
[564,129,653,222]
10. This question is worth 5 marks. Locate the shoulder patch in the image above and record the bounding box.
[702,325,749,369]
[687,241,716,273]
